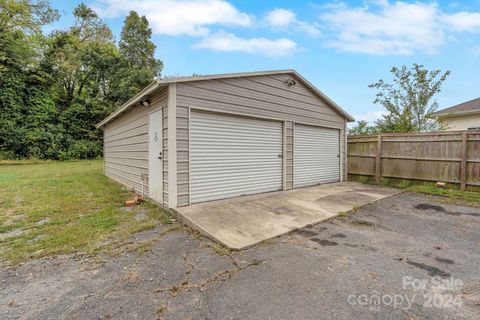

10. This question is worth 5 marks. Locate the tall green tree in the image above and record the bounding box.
[0,0,59,158]
[45,4,117,106]
[41,4,121,157]
[348,120,378,135]
[0,0,58,67]
[0,0,58,34]
[0,2,163,160]
[115,10,163,103]
[369,64,450,133]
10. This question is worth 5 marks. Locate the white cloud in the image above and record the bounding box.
[320,1,480,55]
[195,31,298,57]
[441,12,480,32]
[265,8,320,38]
[265,8,295,27]
[353,110,387,124]
[92,0,252,36]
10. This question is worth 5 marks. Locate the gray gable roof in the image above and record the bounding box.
[433,97,480,117]
[96,69,354,128]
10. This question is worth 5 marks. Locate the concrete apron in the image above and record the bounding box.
[175,182,401,250]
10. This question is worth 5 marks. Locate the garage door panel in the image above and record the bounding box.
[294,124,340,188]
[191,111,283,203]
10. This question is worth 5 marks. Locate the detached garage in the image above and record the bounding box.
[97,70,354,208]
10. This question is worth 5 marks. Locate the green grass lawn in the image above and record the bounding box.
[405,184,480,207]
[0,160,171,264]
[351,176,480,207]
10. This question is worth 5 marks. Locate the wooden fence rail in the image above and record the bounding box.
[347,130,480,190]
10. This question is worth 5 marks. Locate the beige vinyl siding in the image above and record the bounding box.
[176,74,345,130]
[442,114,480,131]
[104,106,149,194]
[103,87,168,199]
[150,86,168,112]
[177,106,190,206]
[285,121,294,190]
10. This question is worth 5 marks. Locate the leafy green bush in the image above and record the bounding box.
[65,140,102,159]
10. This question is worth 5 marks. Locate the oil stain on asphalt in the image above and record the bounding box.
[406,260,451,278]
[415,203,480,217]
[310,239,338,246]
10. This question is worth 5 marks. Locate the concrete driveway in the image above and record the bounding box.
[176,182,400,249]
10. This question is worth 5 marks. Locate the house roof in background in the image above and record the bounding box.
[433,97,480,117]
[96,69,354,128]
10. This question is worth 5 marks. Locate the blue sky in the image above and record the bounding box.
[48,0,480,123]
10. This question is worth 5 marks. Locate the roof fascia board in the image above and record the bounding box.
[156,69,295,85]
[434,109,480,117]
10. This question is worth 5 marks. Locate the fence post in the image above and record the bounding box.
[460,132,467,191]
[375,134,382,183]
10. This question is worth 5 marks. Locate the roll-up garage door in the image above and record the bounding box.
[190,111,283,203]
[294,124,340,188]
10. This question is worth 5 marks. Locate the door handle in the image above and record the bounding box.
[158,152,163,160]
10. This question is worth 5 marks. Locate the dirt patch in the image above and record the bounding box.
[35,218,50,226]
[0,228,24,240]
[4,212,27,225]
[135,210,146,221]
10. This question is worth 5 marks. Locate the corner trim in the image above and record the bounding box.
[167,83,177,208]
[283,121,287,191]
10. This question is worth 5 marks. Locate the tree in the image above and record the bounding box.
[0,0,59,34]
[0,0,59,158]
[369,64,450,133]
[348,120,377,135]
[0,2,163,160]
[115,10,163,103]
[71,3,112,42]
[45,4,117,106]
[40,4,123,158]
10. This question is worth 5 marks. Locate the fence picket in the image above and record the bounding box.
[347,130,480,189]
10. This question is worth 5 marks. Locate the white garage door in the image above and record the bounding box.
[294,124,340,188]
[190,111,283,203]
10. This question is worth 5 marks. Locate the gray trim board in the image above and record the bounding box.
[167,83,177,208]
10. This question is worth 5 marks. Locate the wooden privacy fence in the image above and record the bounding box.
[347,131,480,190]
